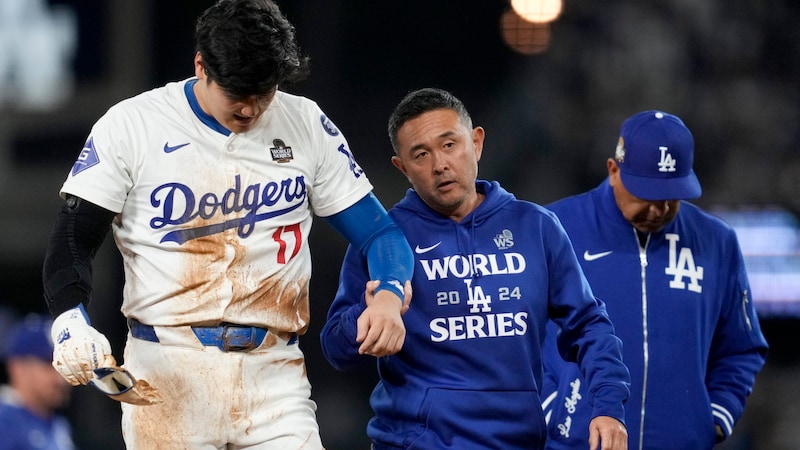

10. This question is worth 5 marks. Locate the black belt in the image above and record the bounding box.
[128,318,296,352]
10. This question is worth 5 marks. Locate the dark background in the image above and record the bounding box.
[0,1,798,449]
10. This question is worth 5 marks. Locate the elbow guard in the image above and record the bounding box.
[42,195,116,317]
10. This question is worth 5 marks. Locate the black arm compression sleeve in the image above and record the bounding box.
[42,195,116,317]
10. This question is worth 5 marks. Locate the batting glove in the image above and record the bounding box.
[50,305,112,386]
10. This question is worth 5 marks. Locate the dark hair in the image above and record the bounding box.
[387,88,473,154]
[195,0,310,97]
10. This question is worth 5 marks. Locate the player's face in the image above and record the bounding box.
[199,81,276,133]
[608,159,681,233]
[391,109,485,222]
[193,54,276,133]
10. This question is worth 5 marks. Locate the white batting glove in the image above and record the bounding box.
[50,305,113,386]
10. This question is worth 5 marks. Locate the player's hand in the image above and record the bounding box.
[356,280,412,357]
[588,416,627,450]
[50,306,113,386]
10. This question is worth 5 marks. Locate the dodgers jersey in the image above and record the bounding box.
[541,180,768,450]
[321,180,630,449]
[60,78,373,332]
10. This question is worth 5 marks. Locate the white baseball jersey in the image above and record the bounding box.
[61,78,373,333]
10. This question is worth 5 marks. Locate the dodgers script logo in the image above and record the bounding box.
[150,174,307,244]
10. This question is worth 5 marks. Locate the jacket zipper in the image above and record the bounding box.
[636,229,650,450]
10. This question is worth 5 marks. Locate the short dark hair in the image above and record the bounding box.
[195,0,310,97]
[387,88,473,154]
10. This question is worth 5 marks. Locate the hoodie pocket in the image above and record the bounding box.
[405,388,546,450]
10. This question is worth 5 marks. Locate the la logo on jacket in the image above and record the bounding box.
[664,233,704,293]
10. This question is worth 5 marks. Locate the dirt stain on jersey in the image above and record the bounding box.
[164,216,230,324]
[227,262,311,334]
[160,183,312,333]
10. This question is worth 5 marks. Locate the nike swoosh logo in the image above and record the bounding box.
[415,242,442,254]
[583,250,613,261]
[163,142,190,153]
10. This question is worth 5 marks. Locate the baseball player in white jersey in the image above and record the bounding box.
[41,1,414,448]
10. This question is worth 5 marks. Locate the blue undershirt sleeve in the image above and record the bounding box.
[324,193,413,301]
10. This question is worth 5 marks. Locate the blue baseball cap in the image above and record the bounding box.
[614,110,702,200]
[4,313,54,362]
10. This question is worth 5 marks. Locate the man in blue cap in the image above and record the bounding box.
[0,313,76,450]
[540,110,768,449]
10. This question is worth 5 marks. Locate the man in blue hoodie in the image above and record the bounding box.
[320,88,631,450]
[540,110,768,450]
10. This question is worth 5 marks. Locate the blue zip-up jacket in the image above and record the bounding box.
[541,180,768,450]
[321,180,630,450]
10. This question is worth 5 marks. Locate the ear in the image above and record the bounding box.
[194,52,205,80]
[607,158,619,186]
[472,126,486,162]
[391,155,408,177]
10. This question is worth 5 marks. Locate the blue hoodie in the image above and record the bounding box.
[541,180,768,450]
[321,180,630,449]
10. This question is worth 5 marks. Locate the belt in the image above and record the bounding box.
[128,318,297,351]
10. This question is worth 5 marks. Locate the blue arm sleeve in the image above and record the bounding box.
[324,193,414,301]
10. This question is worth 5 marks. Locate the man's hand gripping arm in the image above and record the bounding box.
[357,279,412,356]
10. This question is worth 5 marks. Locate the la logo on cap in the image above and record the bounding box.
[657,146,677,172]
